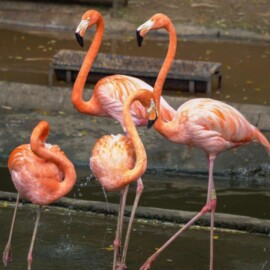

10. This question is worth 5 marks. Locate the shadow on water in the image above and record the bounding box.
[0,28,270,105]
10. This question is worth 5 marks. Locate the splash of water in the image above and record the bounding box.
[261,260,268,270]
[101,186,110,214]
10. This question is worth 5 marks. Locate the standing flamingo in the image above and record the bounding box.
[2,121,76,270]
[72,9,174,266]
[136,14,270,270]
[90,90,157,270]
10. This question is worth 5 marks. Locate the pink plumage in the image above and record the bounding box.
[166,98,267,155]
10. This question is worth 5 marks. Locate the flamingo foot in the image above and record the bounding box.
[3,242,12,267]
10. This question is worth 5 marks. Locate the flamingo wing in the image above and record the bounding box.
[176,98,257,153]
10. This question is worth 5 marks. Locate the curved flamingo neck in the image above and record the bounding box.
[154,21,177,113]
[71,16,104,115]
[121,91,150,185]
[30,121,76,201]
[153,20,177,136]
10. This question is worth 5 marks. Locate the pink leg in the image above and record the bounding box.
[3,193,20,267]
[140,155,217,270]
[117,178,144,270]
[113,186,129,270]
[27,206,41,270]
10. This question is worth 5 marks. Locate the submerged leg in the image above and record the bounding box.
[118,178,144,269]
[113,186,129,270]
[140,155,217,270]
[27,206,41,270]
[3,193,20,267]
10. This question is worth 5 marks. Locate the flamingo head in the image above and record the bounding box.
[30,121,50,154]
[136,13,170,47]
[147,98,158,129]
[75,10,101,47]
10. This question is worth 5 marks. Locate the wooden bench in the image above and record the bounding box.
[48,49,222,95]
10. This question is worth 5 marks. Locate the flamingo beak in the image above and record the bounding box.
[136,19,154,47]
[136,30,144,47]
[75,19,89,47]
[147,118,157,129]
[75,33,84,47]
[147,98,158,129]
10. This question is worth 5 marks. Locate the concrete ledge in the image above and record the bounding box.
[1,81,270,130]
[1,191,269,234]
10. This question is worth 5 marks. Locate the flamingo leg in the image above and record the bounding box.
[27,206,41,270]
[3,193,20,267]
[207,154,217,270]
[113,186,129,270]
[118,178,144,270]
[139,155,217,270]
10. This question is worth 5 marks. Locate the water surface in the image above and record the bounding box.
[0,206,269,270]
[1,167,269,220]
[0,28,269,105]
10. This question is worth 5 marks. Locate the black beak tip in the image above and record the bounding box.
[136,30,144,47]
[75,33,84,47]
[147,119,156,129]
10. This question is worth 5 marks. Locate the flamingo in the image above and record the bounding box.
[72,9,174,267]
[136,13,270,270]
[90,89,157,270]
[2,121,76,270]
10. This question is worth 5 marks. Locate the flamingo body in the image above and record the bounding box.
[90,134,136,191]
[8,144,68,205]
[164,98,264,154]
[94,74,174,127]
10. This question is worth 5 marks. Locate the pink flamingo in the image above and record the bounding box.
[136,13,270,270]
[72,9,174,267]
[90,90,157,270]
[2,121,76,270]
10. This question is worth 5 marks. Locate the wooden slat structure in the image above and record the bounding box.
[48,49,222,95]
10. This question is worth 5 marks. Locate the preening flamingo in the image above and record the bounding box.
[90,90,157,270]
[3,121,76,270]
[72,9,175,129]
[136,13,270,270]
